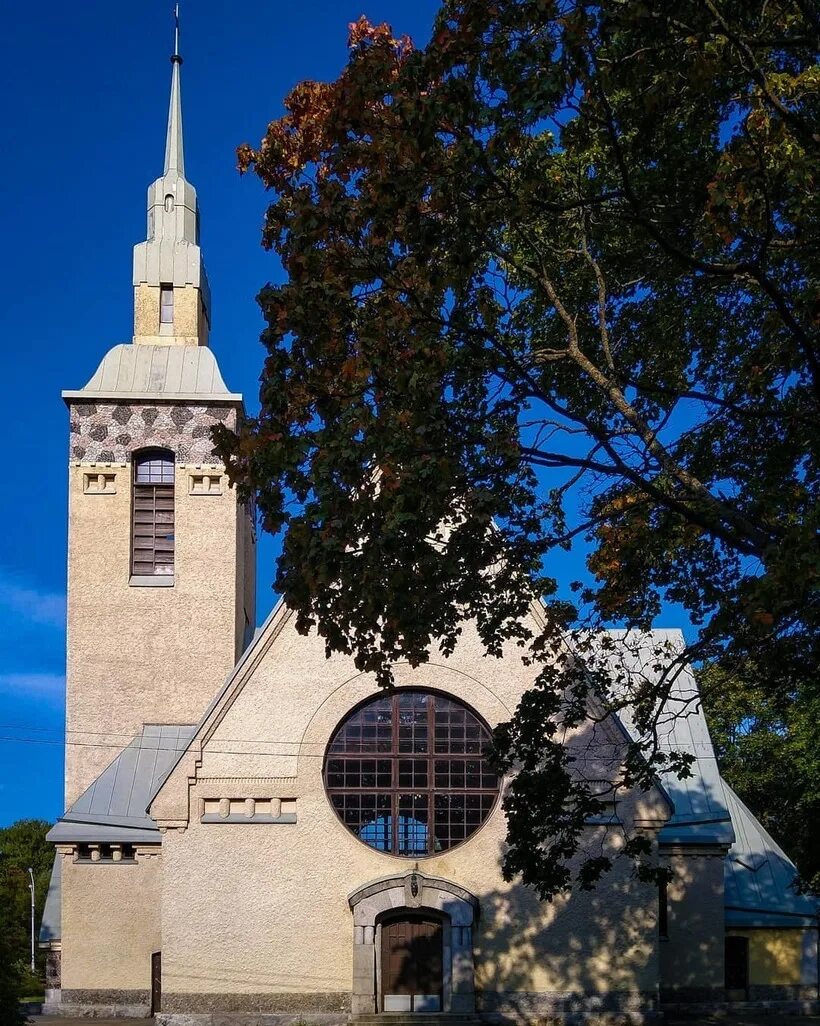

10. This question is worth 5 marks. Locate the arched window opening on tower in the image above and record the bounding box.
[132,450,175,578]
[160,284,174,326]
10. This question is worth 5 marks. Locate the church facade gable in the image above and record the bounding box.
[146,603,672,1022]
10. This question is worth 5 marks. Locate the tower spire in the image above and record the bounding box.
[132,1,211,347]
[164,3,184,175]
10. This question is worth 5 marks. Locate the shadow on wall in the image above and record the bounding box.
[461,840,727,1020]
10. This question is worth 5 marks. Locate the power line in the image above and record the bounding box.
[0,735,334,757]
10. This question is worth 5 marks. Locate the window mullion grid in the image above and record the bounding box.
[150,484,159,573]
[426,693,436,856]
[392,693,399,856]
[325,691,498,857]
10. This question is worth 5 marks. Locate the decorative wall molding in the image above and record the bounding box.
[189,472,223,495]
[199,796,297,825]
[82,471,117,494]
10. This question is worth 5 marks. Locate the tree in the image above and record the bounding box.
[217,0,820,897]
[0,934,25,1026]
[700,661,820,892]
[0,818,54,1015]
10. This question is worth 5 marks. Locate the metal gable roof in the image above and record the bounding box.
[722,780,818,926]
[584,629,734,846]
[584,628,816,923]
[38,854,61,944]
[47,724,196,844]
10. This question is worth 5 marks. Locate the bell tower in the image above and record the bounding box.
[61,21,256,807]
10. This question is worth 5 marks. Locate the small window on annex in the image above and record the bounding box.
[323,690,499,857]
[159,283,174,325]
[131,449,175,577]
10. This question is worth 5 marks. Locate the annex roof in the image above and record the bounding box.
[47,724,196,844]
[723,780,818,927]
[588,628,816,923]
[586,629,734,847]
[38,854,61,945]
[61,343,241,403]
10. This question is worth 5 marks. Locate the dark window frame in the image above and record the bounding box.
[159,283,174,325]
[323,689,500,857]
[131,448,175,577]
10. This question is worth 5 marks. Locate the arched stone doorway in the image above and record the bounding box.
[348,871,479,1015]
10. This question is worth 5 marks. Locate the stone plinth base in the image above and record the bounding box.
[160,993,351,1015]
[662,998,820,1018]
[477,990,660,1025]
[58,988,151,1017]
[157,1016,348,1026]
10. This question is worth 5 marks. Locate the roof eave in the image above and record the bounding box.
[62,389,243,404]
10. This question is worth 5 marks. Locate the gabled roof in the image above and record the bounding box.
[586,629,734,847]
[723,780,818,927]
[61,343,241,403]
[47,724,196,844]
[588,628,817,922]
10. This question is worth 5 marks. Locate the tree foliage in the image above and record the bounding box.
[701,661,820,892]
[218,0,820,897]
[0,819,52,1024]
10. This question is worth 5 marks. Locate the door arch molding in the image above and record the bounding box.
[348,871,479,1015]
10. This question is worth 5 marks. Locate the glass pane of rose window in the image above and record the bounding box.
[398,692,429,753]
[397,794,429,855]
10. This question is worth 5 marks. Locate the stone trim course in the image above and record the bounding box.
[68,401,236,464]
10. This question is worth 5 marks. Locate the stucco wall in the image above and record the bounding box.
[156,614,666,1015]
[133,283,208,346]
[60,848,161,1013]
[659,852,726,1000]
[727,928,818,987]
[65,436,253,805]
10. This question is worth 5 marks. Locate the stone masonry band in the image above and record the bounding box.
[68,401,237,464]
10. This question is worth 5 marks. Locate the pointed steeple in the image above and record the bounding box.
[132,3,211,347]
[164,6,185,175]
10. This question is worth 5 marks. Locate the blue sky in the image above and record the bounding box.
[0,0,443,825]
[0,0,695,827]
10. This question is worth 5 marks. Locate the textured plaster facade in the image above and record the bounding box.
[58,845,161,1016]
[726,928,818,991]
[133,283,208,347]
[65,428,255,805]
[150,608,669,1022]
[659,852,727,1002]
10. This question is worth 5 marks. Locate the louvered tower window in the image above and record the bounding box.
[132,450,175,577]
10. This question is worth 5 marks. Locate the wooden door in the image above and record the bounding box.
[381,915,443,1012]
[151,951,161,1015]
[725,936,749,1000]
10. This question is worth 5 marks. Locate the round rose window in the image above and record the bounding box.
[324,689,499,857]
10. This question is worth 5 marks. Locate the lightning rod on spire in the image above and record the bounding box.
[164,0,185,174]
[173,3,181,60]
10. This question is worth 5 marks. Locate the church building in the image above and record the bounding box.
[39,30,818,1026]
